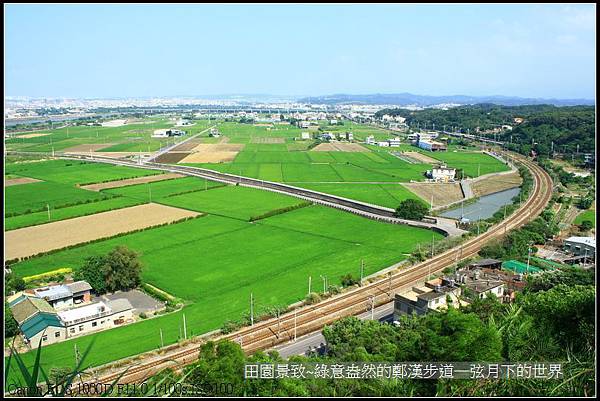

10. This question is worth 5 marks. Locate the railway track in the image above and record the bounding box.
[84,152,551,385]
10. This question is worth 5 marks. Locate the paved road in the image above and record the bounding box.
[7,150,467,237]
[272,302,395,358]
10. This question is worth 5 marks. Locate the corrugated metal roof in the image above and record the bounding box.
[10,295,55,324]
[66,281,92,294]
[34,284,72,301]
[7,293,27,307]
[21,313,64,340]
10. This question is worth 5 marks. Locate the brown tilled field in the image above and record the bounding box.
[153,152,190,163]
[178,143,245,163]
[63,143,116,153]
[403,151,440,164]
[311,142,368,152]
[4,177,42,187]
[80,173,184,191]
[5,203,201,260]
[471,172,523,197]
[16,133,50,139]
[170,139,203,151]
[402,182,464,207]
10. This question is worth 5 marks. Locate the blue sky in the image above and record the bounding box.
[4,4,596,99]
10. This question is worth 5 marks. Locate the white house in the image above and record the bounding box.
[427,164,456,182]
[58,299,134,339]
[301,132,311,140]
[365,135,376,145]
[377,141,390,147]
[388,137,401,147]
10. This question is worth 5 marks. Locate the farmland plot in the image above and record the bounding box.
[80,173,184,191]
[5,203,200,260]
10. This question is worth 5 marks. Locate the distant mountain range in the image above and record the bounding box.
[297,93,595,107]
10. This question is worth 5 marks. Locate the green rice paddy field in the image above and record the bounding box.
[7,175,442,379]
[5,119,509,380]
[5,118,213,153]
[7,118,509,209]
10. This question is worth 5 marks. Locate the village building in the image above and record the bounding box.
[8,294,65,348]
[427,164,456,182]
[417,139,447,152]
[33,281,92,310]
[8,281,135,349]
[394,265,510,319]
[58,299,134,339]
[563,236,596,258]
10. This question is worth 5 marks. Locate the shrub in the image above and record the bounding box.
[305,292,322,305]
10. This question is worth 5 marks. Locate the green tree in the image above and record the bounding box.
[73,246,142,294]
[394,199,429,220]
[102,246,143,293]
[74,255,107,294]
[5,303,19,337]
[579,220,593,232]
[418,308,503,362]
[5,272,26,295]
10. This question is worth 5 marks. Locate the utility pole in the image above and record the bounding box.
[526,246,532,275]
[431,233,435,258]
[388,272,393,297]
[183,313,187,339]
[160,328,164,348]
[360,260,364,284]
[308,276,312,295]
[370,296,375,320]
[47,204,51,221]
[250,293,254,326]
[148,184,152,202]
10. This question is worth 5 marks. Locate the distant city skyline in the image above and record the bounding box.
[5,4,596,100]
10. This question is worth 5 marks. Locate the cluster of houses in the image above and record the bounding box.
[8,281,134,349]
[365,135,401,147]
[408,132,448,152]
[152,129,186,138]
[393,259,525,318]
[426,164,457,182]
[319,131,354,141]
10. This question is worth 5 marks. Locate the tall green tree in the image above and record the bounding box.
[394,199,429,220]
